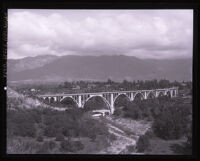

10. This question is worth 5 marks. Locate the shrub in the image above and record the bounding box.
[44,125,58,137]
[60,140,84,152]
[126,145,135,153]
[36,136,43,142]
[144,130,154,139]
[7,138,39,154]
[7,110,36,138]
[108,133,117,142]
[36,141,56,154]
[153,105,191,140]
[60,140,72,152]
[136,134,150,152]
[72,141,84,151]
[55,133,65,141]
[45,141,56,150]
[124,102,142,120]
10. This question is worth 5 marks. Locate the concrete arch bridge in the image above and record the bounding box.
[38,87,178,114]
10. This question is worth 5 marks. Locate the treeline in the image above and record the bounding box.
[13,79,192,96]
[62,79,191,90]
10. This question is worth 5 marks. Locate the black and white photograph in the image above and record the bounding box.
[6,9,193,155]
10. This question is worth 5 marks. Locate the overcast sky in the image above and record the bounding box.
[8,9,193,59]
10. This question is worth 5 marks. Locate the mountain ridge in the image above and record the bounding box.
[7,55,192,82]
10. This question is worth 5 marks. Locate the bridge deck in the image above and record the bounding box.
[38,87,178,97]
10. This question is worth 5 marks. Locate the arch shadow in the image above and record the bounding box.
[60,96,79,108]
[147,91,156,99]
[83,96,111,111]
[133,92,144,101]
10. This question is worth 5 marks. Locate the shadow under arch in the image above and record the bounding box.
[166,91,171,98]
[49,97,54,103]
[83,96,111,111]
[60,96,79,108]
[133,92,144,101]
[157,91,165,98]
[147,91,156,99]
[172,90,176,97]
[44,97,49,103]
[113,93,131,108]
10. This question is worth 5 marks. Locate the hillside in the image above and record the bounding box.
[7,55,192,82]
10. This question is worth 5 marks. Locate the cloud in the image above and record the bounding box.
[8,9,193,59]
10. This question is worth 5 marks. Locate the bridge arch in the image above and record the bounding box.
[133,92,144,101]
[157,91,165,97]
[44,97,49,103]
[166,91,171,98]
[83,95,111,111]
[49,97,54,103]
[147,91,156,99]
[113,93,131,105]
[113,93,131,109]
[60,96,79,108]
[172,90,176,97]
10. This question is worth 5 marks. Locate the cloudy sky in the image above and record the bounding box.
[8,9,193,59]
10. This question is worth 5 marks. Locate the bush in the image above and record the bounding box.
[55,133,64,141]
[136,134,150,152]
[126,145,135,153]
[7,110,36,138]
[60,140,84,152]
[124,102,142,120]
[108,133,117,142]
[7,138,39,154]
[36,136,43,142]
[45,141,56,150]
[36,141,56,154]
[153,105,191,140]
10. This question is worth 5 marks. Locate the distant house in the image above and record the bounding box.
[136,84,140,87]
[105,84,111,88]
[72,85,80,90]
[30,88,36,92]
[88,84,97,89]
[181,83,187,87]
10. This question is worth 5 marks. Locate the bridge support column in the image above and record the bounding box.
[130,93,134,101]
[155,91,159,98]
[48,97,51,103]
[78,95,82,108]
[110,93,114,114]
[54,97,57,102]
[170,90,173,98]
[175,89,178,96]
[144,92,147,99]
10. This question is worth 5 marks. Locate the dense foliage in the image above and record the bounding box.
[136,133,151,152]
[153,104,191,140]
[7,107,111,153]
[114,95,192,141]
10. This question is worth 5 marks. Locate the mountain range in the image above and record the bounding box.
[7,55,192,83]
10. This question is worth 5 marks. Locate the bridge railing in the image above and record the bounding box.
[37,87,178,97]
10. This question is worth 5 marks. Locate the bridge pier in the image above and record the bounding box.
[110,93,114,114]
[78,95,82,108]
[144,91,147,99]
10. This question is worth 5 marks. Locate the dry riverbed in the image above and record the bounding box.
[98,116,152,154]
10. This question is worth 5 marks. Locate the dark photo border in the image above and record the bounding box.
[1,0,199,161]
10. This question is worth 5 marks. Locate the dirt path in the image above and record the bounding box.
[98,116,152,154]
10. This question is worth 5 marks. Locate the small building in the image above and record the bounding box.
[105,84,111,88]
[87,84,97,89]
[30,88,36,92]
[72,85,80,90]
